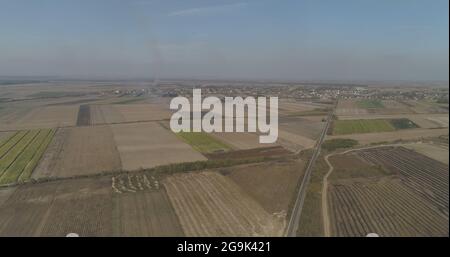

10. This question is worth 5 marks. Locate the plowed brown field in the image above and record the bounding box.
[33,126,121,178]
[163,171,285,236]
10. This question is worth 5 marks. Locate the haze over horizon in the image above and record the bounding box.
[0,0,448,81]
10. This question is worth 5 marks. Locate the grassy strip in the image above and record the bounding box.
[0,155,271,188]
[333,119,395,135]
[0,131,26,158]
[18,129,55,182]
[357,99,384,109]
[0,130,40,178]
[177,132,232,153]
[296,153,329,236]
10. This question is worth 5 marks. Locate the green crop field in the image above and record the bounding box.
[177,132,232,154]
[333,119,395,135]
[0,129,55,185]
[389,118,419,129]
[357,99,384,109]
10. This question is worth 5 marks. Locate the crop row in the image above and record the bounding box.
[0,129,55,185]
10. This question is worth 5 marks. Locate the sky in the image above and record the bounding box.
[0,0,448,81]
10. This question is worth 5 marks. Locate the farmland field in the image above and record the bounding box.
[328,128,448,145]
[163,171,285,236]
[224,159,306,215]
[329,177,448,236]
[89,104,124,124]
[403,143,449,165]
[210,132,278,150]
[427,116,449,127]
[357,99,384,109]
[336,99,368,116]
[32,126,121,178]
[89,104,171,125]
[112,173,183,236]
[0,177,113,236]
[0,129,55,185]
[0,174,183,236]
[112,122,207,171]
[0,106,78,130]
[358,147,448,215]
[279,115,326,140]
[332,119,395,135]
[278,130,316,152]
[332,118,419,135]
[177,132,232,153]
[76,104,91,126]
[327,147,449,236]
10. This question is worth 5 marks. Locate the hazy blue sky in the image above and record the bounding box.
[0,0,448,81]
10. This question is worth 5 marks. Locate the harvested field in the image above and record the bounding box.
[279,101,317,112]
[278,101,319,116]
[206,146,291,160]
[403,143,449,165]
[357,99,384,109]
[115,104,171,122]
[89,103,170,124]
[0,106,78,130]
[357,147,449,216]
[39,177,113,236]
[33,126,121,178]
[76,105,91,126]
[112,173,183,236]
[278,130,316,152]
[0,174,183,236]
[336,99,368,116]
[224,159,306,214]
[427,116,449,127]
[0,181,59,236]
[0,187,15,207]
[404,100,449,114]
[328,153,391,181]
[163,171,285,236]
[0,177,112,237]
[177,132,231,154]
[327,128,449,145]
[279,116,325,140]
[89,104,124,124]
[112,122,206,171]
[329,176,448,236]
[0,129,55,185]
[338,113,447,120]
[326,147,449,236]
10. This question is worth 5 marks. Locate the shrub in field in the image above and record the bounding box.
[322,138,358,151]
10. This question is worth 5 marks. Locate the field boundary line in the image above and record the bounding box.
[18,129,54,181]
[0,131,28,159]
